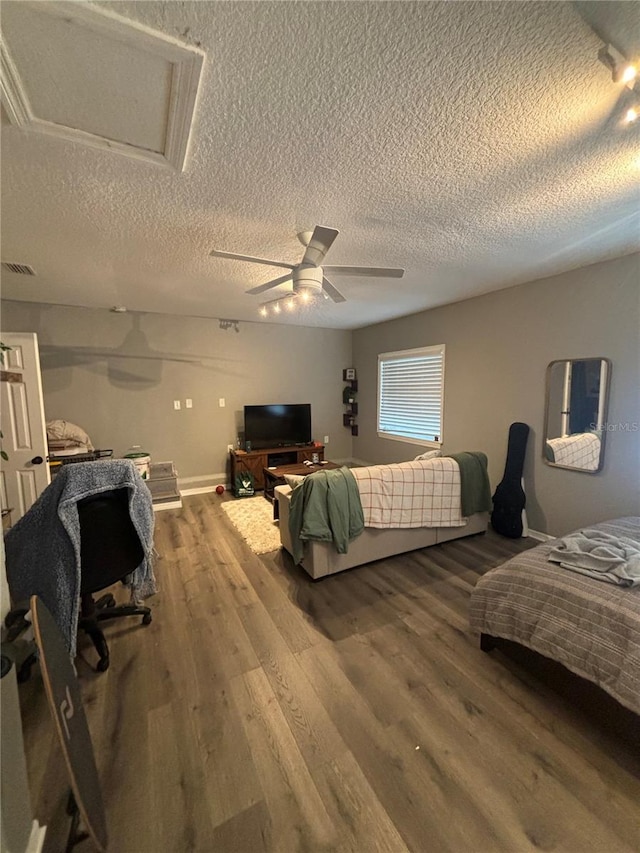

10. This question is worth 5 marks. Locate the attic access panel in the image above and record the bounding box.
[0,1,204,171]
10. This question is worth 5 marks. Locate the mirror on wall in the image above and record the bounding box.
[544,358,611,473]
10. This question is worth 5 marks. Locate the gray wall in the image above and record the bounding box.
[0,302,353,487]
[2,252,638,531]
[353,253,640,536]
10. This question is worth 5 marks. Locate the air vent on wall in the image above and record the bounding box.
[1,262,35,275]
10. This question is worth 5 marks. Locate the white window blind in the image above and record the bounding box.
[378,345,445,445]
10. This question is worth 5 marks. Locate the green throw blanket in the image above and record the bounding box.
[445,451,492,516]
[288,467,364,564]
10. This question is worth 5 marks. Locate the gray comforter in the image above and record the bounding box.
[469,517,640,715]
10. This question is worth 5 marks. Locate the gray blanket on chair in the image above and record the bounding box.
[5,460,157,656]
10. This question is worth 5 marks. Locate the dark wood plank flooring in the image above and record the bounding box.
[19,494,640,852]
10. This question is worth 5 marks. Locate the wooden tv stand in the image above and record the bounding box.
[230,445,324,494]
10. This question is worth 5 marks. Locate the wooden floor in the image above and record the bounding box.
[20,494,640,853]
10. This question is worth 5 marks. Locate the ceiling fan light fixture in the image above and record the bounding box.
[624,106,639,123]
[214,224,402,311]
[292,265,324,298]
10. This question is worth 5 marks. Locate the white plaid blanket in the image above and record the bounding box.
[351,458,465,528]
[546,433,600,471]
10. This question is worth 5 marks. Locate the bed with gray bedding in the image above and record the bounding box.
[469,517,640,715]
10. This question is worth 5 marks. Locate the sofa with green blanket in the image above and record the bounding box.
[276,454,489,579]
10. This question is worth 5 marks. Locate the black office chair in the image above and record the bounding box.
[77,488,152,672]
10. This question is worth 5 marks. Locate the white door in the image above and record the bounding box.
[1,542,47,853]
[1,332,50,522]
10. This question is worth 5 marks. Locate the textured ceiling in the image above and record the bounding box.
[1,1,639,330]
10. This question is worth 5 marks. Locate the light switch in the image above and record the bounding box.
[186,398,193,409]
[324,435,329,444]
[174,400,181,410]
[219,398,225,407]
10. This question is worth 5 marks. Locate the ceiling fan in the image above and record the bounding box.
[210,225,404,309]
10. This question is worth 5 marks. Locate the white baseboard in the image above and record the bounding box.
[153,498,183,511]
[528,528,554,542]
[178,473,225,487]
[178,459,353,497]
[180,485,230,496]
[178,473,228,496]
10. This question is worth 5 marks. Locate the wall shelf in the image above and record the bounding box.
[342,369,358,436]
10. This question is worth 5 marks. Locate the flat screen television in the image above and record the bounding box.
[244,404,312,449]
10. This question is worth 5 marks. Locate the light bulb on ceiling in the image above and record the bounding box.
[273,302,281,314]
[624,107,639,123]
[621,64,638,85]
[286,298,295,311]
[259,306,267,317]
[598,45,639,88]
[300,290,310,303]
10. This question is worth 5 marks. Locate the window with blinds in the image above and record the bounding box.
[377,345,445,445]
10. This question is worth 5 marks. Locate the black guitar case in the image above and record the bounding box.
[491,422,530,538]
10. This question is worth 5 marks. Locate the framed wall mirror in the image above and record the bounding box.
[544,358,611,473]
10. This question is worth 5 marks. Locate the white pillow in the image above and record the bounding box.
[46,419,94,451]
[414,449,441,461]
[284,473,306,489]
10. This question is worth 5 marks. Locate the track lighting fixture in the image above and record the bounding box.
[597,43,640,128]
[210,224,404,319]
[598,44,638,88]
[257,287,326,318]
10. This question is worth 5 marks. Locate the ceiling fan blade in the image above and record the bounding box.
[211,249,295,271]
[322,276,346,303]
[302,226,340,266]
[245,273,293,295]
[323,265,405,278]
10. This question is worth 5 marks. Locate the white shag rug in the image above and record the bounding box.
[221,496,281,554]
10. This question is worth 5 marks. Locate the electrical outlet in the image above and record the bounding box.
[227,444,234,452]
[324,435,329,444]
[186,398,193,409]
[173,400,181,410]
[219,397,225,407]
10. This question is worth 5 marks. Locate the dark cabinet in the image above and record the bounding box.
[230,445,324,494]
